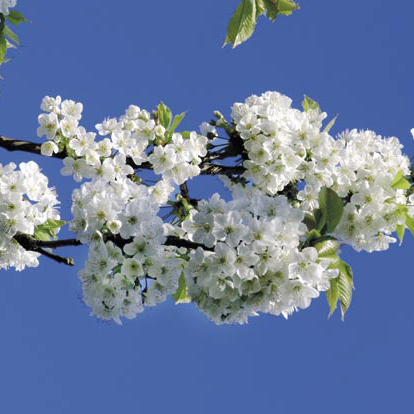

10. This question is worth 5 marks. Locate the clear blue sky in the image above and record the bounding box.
[1,1,413,412]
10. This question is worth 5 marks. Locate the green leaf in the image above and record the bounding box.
[278,0,300,15]
[391,176,410,190]
[327,259,354,320]
[169,112,186,134]
[0,32,6,65]
[34,219,66,241]
[263,0,299,21]
[396,223,405,245]
[323,114,338,133]
[338,272,353,320]
[302,95,321,113]
[256,0,266,16]
[172,273,191,304]
[303,213,316,231]
[223,0,257,48]
[326,277,339,318]
[314,207,327,233]
[3,25,19,45]
[405,213,414,236]
[391,170,404,186]
[157,102,172,129]
[5,10,28,26]
[318,187,343,234]
[315,239,339,259]
[391,170,410,190]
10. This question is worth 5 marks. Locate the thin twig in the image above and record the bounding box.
[13,233,79,266]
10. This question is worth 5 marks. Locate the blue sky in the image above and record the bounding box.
[0,1,413,412]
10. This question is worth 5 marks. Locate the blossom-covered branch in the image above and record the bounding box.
[2,92,414,327]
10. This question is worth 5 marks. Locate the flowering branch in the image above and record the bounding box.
[108,234,213,252]
[0,134,246,176]
[12,231,213,268]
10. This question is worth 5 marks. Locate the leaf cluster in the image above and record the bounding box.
[224,0,299,48]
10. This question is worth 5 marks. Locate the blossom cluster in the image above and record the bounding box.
[37,96,208,186]
[0,161,60,270]
[182,187,338,324]
[231,91,411,253]
[36,96,207,323]
[25,91,414,325]
[71,175,183,323]
[332,129,410,252]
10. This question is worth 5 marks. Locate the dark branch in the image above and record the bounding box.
[36,238,82,248]
[13,231,214,268]
[108,234,214,252]
[0,135,67,159]
[1,135,246,176]
[179,183,190,200]
[165,236,214,252]
[35,247,75,266]
[13,233,78,266]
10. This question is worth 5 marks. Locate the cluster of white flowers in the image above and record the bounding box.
[232,91,411,253]
[78,235,184,324]
[182,187,338,324]
[0,161,60,270]
[232,91,328,195]
[332,129,410,252]
[28,91,414,325]
[70,173,186,323]
[0,0,17,16]
[36,96,207,323]
[38,96,208,186]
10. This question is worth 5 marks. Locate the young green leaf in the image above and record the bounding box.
[278,0,300,15]
[172,273,191,304]
[3,25,19,45]
[323,114,338,133]
[0,32,6,65]
[326,277,339,318]
[157,102,172,129]
[302,95,321,113]
[327,259,354,320]
[223,0,257,48]
[5,10,28,26]
[169,112,186,134]
[264,0,299,21]
[256,0,266,16]
[391,170,410,190]
[391,170,404,186]
[405,213,414,236]
[34,219,66,241]
[396,223,405,245]
[315,239,340,259]
[338,271,353,320]
[391,175,410,190]
[305,228,322,244]
[318,187,343,234]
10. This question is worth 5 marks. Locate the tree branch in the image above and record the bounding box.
[13,233,79,266]
[13,231,214,268]
[0,135,246,176]
[108,234,213,252]
[0,135,67,159]
[35,247,75,266]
